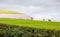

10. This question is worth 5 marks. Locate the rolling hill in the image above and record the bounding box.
[0,10,60,37]
[0,18,60,30]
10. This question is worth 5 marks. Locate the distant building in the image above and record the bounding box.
[0,10,32,20]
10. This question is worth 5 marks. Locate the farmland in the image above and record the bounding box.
[0,18,60,37]
[0,18,60,30]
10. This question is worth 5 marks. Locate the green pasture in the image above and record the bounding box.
[0,18,60,30]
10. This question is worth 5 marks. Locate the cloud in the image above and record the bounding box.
[0,0,60,21]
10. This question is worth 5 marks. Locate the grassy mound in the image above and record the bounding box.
[0,18,60,30]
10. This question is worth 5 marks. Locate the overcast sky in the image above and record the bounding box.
[0,0,60,21]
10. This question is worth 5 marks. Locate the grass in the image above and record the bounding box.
[0,18,60,30]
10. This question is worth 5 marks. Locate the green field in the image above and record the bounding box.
[0,18,60,30]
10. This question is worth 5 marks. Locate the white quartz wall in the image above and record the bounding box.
[0,14,31,20]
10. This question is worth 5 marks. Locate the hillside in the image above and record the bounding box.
[0,18,60,30]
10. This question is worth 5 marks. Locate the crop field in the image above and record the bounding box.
[0,18,60,37]
[0,18,60,30]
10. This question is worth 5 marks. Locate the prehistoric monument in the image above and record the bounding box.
[0,10,32,20]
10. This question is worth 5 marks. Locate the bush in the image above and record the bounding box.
[0,23,60,37]
[48,19,51,22]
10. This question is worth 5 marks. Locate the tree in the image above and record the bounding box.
[31,17,33,20]
[43,19,45,21]
[48,19,51,22]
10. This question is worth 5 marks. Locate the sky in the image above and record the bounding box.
[0,0,60,21]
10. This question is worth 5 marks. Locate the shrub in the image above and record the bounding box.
[0,23,60,37]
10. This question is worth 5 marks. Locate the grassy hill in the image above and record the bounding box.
[0,18,60,30]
